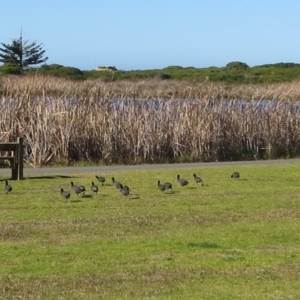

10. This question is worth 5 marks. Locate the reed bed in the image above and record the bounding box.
[1,75,300,166]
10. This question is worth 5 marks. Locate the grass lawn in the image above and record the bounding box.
[1,162,300,299]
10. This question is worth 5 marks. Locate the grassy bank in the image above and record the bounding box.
[1,162,300,299]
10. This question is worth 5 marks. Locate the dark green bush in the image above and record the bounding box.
[225,61,250,70]
[27,64,84,80]
[0,63,22,75]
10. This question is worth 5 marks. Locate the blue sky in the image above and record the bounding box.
[1,0,299,71]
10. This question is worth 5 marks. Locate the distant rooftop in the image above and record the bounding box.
[96,66,117,71]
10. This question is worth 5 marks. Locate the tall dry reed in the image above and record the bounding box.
[1,75,300,166]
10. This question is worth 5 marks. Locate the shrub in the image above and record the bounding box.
[225,61,250,70]
[27,64,84,80]
[0,63,22,75]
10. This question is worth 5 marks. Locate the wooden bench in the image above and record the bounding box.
[0,137,24,180]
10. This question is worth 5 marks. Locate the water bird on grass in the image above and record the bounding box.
[193,173,203,186]
[231,172,240,179]
[60,188,70,201]
[112,177,122,189]
[95,176,105,186]
[157,180,166,192]
[121,184,129,191]
[91,182,98,195]
[71,181,85,196]
[78,184,86,195]
[5,180,12,193]
[119,184,130,196]
[164,182,173,190]
[177,175,188,186]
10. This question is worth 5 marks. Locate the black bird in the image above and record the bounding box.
[157,180,166,192]
[60,188,70,201]
[95,176,105,186]
[121,184,129,191]
[78,185,86,195]
[177,175,188,186]
[91,182,98,195]
[164,182,173,190]
[193,173,203,186]
[5,180,12,193]
[71,181,85,196]
[119,184,130,196]
[231,172,240,179]
[112,177,122,189]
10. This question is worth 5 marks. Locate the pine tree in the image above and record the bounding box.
[0,30,48,72]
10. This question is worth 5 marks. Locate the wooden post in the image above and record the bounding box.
[17,137,24,180]
[11,141,18,180]
[11,159,17,180]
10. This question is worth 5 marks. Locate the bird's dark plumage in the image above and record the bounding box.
[231,172,240,179]
[79,185,85,195]
[193,173,203,185]
[71,181,85,196]
[157,180,166,192]
[121,184,129,191]
[61,188,70,200]
[177,175,188,186]
[112,177,122,189]
[91,182,98,194]
[95,176,105,185]
[119,184,130,196]
[5,180,12,193]
[164,182,172,190]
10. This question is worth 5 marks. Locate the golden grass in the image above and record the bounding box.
[1,76,300,166]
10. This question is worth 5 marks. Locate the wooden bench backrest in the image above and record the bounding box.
[0,143,19,152]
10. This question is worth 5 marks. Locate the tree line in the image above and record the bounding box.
[1,33,300,84]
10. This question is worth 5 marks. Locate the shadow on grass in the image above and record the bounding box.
[129,196,140,200]
[81,194,93,199]
[25,175,73,180]
[69,199,83,203]
[165,190,176,194]
[188,241,220,248]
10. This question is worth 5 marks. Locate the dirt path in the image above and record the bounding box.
[1,159,300,177]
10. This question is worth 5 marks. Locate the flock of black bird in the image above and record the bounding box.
[4,171,240,200]
[59,175,132,201]
[61,171,240,201]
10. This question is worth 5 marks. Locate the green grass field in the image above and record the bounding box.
[1,163,300,299]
